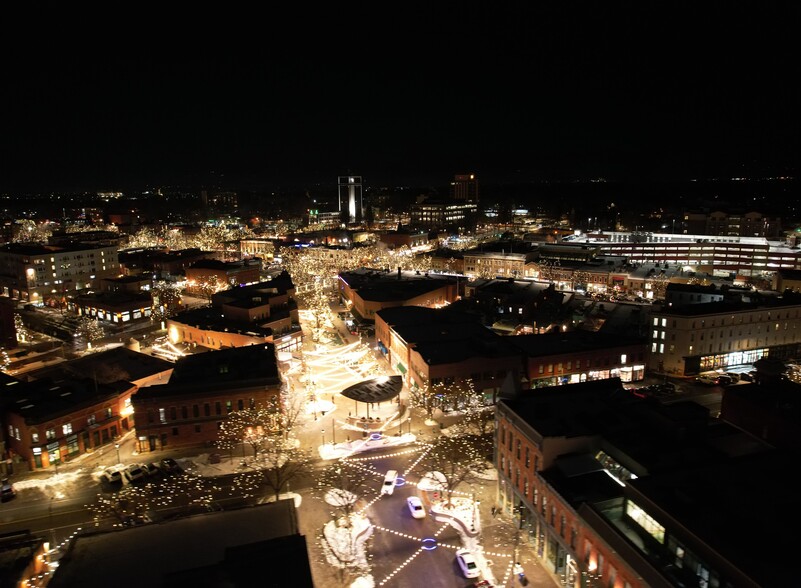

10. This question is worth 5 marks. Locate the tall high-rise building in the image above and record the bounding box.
[338,175,363,224]
[450,174,479,203]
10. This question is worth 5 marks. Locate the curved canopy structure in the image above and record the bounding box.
[340,375,403,403]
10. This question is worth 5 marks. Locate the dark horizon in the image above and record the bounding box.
[2,5,799,197]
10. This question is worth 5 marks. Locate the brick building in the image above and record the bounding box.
[1,348,173,471]
[496,378,793,587]
[131,344,282,453]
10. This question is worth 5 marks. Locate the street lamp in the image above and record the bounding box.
[115,443,120,464]
[321,429,325,447]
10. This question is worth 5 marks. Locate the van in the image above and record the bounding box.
[381,470,398,495]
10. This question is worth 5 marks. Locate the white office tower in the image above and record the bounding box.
[338,175,362,224]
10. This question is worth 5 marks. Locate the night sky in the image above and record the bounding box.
[2,5,799,194]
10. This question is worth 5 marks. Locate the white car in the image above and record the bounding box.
[406,496,426,519]
[381,470,398,496]
[695,374,718,385]
[456,548,480,578]
[123,464,146,484]
[100,468,122,485]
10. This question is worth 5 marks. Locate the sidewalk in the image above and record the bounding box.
[471,476,559,588]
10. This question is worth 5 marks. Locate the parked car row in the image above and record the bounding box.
[696,370,755,386]
[100,458,183,488]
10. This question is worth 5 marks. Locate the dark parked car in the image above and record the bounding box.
[160,457,182,473]
[143,462,162,477]
[1,478,16,502]
[716,374,735,386]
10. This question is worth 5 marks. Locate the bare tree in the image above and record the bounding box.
[317,460,377,527]
[418,435,486,507]
[233,435,313,501]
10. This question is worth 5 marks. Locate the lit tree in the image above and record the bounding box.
[277,381,310,441]
[687,275,711,287]
[407,380,441,425]
[315,459,376,587]
[0,349,10,373]
[317,527,372,588]
[66,223,119,234]
[126,226,160,249]
[303,287,334,342]
[13,219,51,243]
[195,275,222,302]
[87,471,222,528]
[151,281,184,328]
[647,272,669,299]
[442,383,495,458]
[160,225,190,251]
[216,403,281,461]
[86,480,163,529]
[237,435,313,501]
[571,269,591,292]
[537,259,564,284]
[418,434,486,507]
[475,259,497,279]
[13,313,30,343]
[221,396,314,502]
[75,316,104,349]
[196,224,230,252]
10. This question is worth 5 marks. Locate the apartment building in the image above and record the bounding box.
[449,173,479,203]
[463,250,537,279]
[648,291,801,376]
[0,242,120,305]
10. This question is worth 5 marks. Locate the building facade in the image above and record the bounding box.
[409,200,478,230]
[683,210,782,238]
[648,294,801,376]
[3,377,137,471]
[496,379,789,588]
[509,332,647,386]
[131,344,283,453]
[449,173,479,203]
[0,242,120,306]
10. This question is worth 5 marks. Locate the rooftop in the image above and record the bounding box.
[49,500,313,588]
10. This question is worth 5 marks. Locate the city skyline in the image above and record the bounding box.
[2,5,799,195]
